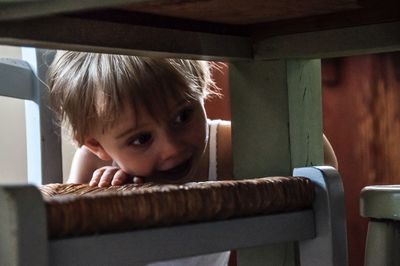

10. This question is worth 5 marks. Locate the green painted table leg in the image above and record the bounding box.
[230,59,323,266]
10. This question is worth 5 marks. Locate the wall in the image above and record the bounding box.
[0,46,26,183]
[322,52,400,266]
[206,56,400,266]
[205,63,231,120]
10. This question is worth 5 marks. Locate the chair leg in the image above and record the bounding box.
[0,186,48,266]
[364,220,400,266]
[22,48,63,185]
[294,166,348,266]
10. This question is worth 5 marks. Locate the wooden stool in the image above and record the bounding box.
[360,185,400,266]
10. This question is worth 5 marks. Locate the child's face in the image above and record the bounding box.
[92,96,208,183]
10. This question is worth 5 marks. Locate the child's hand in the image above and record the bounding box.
[90,166,130,187]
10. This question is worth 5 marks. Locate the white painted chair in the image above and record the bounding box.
[0,48,62,186]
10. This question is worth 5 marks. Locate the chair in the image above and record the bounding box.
[0,48,62,186]
[0,50,347,265]
[360,185,400,266]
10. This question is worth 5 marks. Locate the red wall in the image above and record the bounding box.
[323,52,400,266]
[206,54,400,266]
[205,63,231,120]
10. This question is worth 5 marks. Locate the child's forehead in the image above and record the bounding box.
[121,95,200,121]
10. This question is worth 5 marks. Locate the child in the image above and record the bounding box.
[48,52,337,188]
[48,51,234,188]
[48,51,236,266]
[47,51,338,265]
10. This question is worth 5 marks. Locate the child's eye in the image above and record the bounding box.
[130,133,152,146]
[174,108,194,125]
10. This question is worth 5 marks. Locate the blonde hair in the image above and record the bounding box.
[47,51,218,146]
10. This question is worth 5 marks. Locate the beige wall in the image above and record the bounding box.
[0,45,75,184]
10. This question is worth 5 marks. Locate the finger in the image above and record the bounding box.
[90,168,105,186]
[98,168,118,187]
[111,169,130,186]
[133,176,144,184]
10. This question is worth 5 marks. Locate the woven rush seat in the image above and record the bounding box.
[39,176,315,239]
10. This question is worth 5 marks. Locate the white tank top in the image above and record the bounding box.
[147,120,230,266]
[208,119,220,181]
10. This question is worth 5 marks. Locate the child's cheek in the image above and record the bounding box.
[119,154,156,178]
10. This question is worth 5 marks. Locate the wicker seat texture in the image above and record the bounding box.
[40,176,314,239]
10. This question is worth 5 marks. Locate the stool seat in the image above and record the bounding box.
[360,185,400,266]
[360,185,400,220]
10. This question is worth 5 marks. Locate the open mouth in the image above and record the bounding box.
[154,158,193,181]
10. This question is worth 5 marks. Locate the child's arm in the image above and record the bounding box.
[216,123,338,179]
[323,134,338,169]
[68,146,131,187]
[68,146,110,184]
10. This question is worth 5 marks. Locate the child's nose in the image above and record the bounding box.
[158,133,184,166]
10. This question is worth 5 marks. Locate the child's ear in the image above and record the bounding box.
[84,138,112,161]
